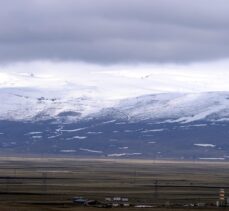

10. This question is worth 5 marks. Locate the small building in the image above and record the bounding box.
[123,203,130,207]
[197,202,205,207]
[113,197,121,201]
[112,203,120,207]
[219,189,225,201]
[122,198,129,202]
[217,188,226,207]
[105,197,130,207]
[85,200,98,206]
[72,198,87,205]
[105,197,112,202]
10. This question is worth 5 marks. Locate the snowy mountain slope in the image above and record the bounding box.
[1,67,229,158]
[0,89,229,159]
[2,65,229,123]
[0,87,116,121]
[1,87,229,124]
[113,92,229,123]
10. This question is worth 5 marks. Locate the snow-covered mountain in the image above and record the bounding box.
[0,87,115,121]
[1,66,229,159]
[115,92,229,123]
[0,87,229,160]
[1,87,229,124]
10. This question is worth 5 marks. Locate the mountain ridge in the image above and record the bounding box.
[0,88,229,159]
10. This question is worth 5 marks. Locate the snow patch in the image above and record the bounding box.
[32,136,42,139]
[113,131,119,133]
[87,131,103,134]
[191,124,207,127]
[215,118,229,122]
[102,120,116,124]
[142,129,164,133]
[199,157,225,160]
[79,148,103,153]
[61,127,86,132]
[66,136,87,140]
[48,134,61,139]
[194,144,216,148]
[108,153,142,157]
[119,147,128,150]
[26,132,42,135]
[124,130,133,133]
[60,150,76,153]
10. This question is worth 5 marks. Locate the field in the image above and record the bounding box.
[0,157,228,210]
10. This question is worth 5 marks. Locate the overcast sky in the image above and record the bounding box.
[1,0,229,64]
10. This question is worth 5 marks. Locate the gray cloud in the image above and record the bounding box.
[0,0,229,64]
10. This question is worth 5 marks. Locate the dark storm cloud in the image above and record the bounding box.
[1,0,229,63]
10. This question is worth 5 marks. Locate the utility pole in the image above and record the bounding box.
[42,172,47,195]
[154,179,158,201]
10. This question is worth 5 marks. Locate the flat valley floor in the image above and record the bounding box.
[0,157,228,210]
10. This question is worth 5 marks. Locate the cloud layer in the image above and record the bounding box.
[1,0,229,63]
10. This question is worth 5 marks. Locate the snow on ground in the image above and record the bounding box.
[48,134,62,139]
[199,157,225,160]
[190,124,207,127]
[119,147,128,150]
[101,120,116,124]
[141,129,165,133]
[87,132,103,134]
[216,118,229,122]
[115,122,126,125]
[60,150,76,153]
[124,130,133,133]
[194,144,216,148]
[79,148,103,153]
[60,128,87,132]
[31,136,42,139]
[177,105,227,123]
[108,153,142,157]
[66,136,87,140]
[26,132,43,135]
